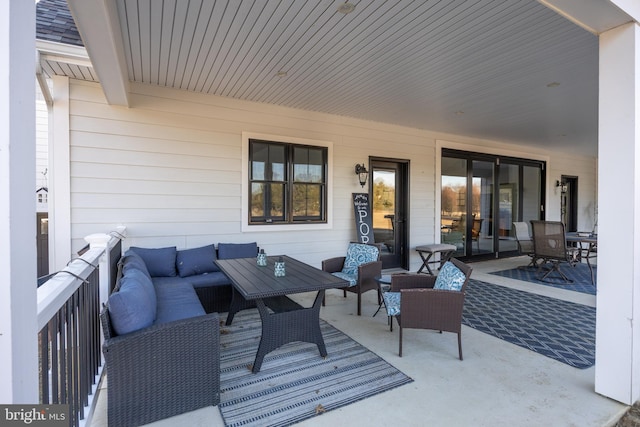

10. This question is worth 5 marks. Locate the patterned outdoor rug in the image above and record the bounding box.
[218,310,413,427]
[462,279,596,368]
[488,263,596,295]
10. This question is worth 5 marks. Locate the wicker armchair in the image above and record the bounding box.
[383,258,472,359]
[322,243,382,316]
[100,309,220,427]
[530,220,579,283]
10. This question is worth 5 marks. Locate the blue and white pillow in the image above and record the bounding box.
[434,261,466,291]
[341,243,379,275]
[383,292,401,316]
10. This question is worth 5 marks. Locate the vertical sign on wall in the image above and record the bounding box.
[352,193,374,244]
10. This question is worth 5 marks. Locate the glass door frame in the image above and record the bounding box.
[369,157,410,270]
[440,148,546,261]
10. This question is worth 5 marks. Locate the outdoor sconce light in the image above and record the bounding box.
[556,180,568,193]
[355,163,368,188]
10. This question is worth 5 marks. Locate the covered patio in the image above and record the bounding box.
[3,0,640,426]
[87,256,625,427]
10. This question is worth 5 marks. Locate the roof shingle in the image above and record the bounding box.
[36,0,83,47]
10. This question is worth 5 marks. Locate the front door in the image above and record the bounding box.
[560,175,578,232]
[370,159,409,269]
[36,212,49,277]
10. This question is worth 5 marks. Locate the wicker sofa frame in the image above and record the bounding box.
[99,256,221,427]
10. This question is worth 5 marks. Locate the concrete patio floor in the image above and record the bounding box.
[88,256,628,427]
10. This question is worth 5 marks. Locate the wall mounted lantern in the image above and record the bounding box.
[355,164,368,188]
[556,180,568,193]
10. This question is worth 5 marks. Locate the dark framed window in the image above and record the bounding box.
[249,139,327,224]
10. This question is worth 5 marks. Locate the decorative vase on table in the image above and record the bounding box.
[257,249,267,266]
[274,257,286,277]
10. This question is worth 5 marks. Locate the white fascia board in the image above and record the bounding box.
[36,40,93,69]
[66,0,130,106]
[539,0,634,35]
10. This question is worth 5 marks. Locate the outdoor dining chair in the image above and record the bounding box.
[322,243,382,316]
[513,221,538,268]
[530,220,580,283]
[382,258,473,359]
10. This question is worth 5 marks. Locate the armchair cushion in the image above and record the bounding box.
[434,261,466,291]
[177,244,218,277]
[331,271,357,287]
[130,246,178,277]
[383,292,401,316]
[341,243,379,275]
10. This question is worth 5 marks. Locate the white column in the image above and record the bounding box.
[0,0,38,403]
[595,22,640,405]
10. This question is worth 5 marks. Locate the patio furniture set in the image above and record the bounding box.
[100,242,258,427]
[100,241,471,426]
[514,220,597,285]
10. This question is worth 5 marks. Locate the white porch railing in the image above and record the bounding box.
[36,226,126,427]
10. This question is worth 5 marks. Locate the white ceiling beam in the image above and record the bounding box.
[66,0,129,106]
[539,0,635,35]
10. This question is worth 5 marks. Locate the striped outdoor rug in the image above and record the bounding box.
[218,310,412,427]
[463,279,596,368]
[489,263,596,295]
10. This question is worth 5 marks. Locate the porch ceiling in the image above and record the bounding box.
[45,1,633,156]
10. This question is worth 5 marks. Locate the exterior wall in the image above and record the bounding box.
[65,79,597,269]
[547,151,598,231]
[36,81,49,211]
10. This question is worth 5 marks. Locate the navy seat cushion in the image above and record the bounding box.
[108,272,157,336]
[176,244,219,277]
[186,271,231,289]
[153,278,206,324]
[130,246,177,277]
[217,242,258,259]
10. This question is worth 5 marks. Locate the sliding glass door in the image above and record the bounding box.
[441,149,545,260]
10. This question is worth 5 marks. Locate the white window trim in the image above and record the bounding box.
[241,132,334,233]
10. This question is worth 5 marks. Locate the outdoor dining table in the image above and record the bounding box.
[215,255,348,373]
[565,232,597,286]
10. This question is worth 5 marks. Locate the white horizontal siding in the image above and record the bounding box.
[67,79,596,269]
[36,83,49,212]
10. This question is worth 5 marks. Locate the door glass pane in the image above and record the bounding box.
[472,160,494,255]
[521,165,541,236]
[372,169,396,257]
[498,163,519,253]
[441,157,466,256]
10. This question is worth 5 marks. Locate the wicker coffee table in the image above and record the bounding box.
[216,255,348,373]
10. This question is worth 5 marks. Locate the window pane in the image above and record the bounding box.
[250,183,265,218]
[293,183,322,219]
[251,143,268,180]
[293,147,323,183]
[269,183,285,218]
[270,145,285,181]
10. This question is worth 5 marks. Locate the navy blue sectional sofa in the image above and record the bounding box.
[99,242,257,427]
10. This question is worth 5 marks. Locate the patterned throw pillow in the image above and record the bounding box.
[434,261,466,291]
[341,243,379,276]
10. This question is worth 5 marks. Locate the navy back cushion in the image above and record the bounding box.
[176,244,219,277]
[217,242,258,259]
[129,246,178,277]
[108,272,156,336]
